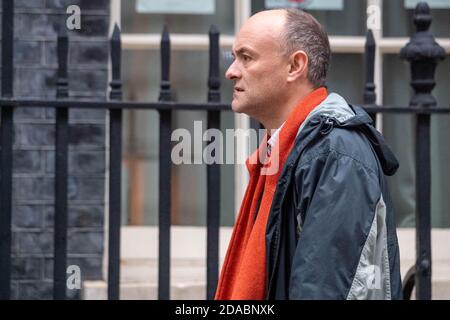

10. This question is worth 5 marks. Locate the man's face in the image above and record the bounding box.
[226,12,289,120]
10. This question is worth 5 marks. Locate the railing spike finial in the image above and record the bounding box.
[209,23,219,35]
[58,21,68,38]
[162,24,170,42]
[363,29,376,105]
[159,25,172,102]
[112,22,120,40]
[57,22,69,99]
[208,24,221,103]
[109,23,122,101]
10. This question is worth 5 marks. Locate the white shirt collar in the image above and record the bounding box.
[267,122,285,148]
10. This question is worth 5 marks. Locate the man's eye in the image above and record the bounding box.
[242,55,251,61]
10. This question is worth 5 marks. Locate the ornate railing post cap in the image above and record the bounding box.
[400,2,445,61]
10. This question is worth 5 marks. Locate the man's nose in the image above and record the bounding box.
[225,60,241,80]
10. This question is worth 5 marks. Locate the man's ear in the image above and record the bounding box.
[287,50,308,83]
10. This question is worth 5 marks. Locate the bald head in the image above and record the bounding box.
[237,9,330,88]
[242,9,287,32]
[238,9,287,52]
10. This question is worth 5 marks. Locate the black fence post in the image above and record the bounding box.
[0,0,14,300]
[364,29,377,125]
[158,25,172,300]
[108,24,123,300]
[206,25,221,300]
[400,1,445,300]
[53,25,69,300]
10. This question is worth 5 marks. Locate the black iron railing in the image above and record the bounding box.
[0,0,449,300]
[0,0,14,301]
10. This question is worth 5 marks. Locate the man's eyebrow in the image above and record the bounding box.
[233,46,256,56]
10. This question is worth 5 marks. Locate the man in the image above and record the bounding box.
[215,9,403,300]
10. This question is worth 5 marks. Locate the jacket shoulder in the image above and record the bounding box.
[297,126,380,175]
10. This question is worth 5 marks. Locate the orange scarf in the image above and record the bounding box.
[215,87,328,300]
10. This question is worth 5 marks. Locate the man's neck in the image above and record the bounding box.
[262,86,317,130]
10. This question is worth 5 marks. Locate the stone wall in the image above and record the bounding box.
[1,0,110,299]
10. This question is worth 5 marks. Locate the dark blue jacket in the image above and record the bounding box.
[266,93,403,299]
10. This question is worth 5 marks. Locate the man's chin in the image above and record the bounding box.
[231,101,246,114]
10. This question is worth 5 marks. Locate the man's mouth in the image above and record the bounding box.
[234,87,244,92]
